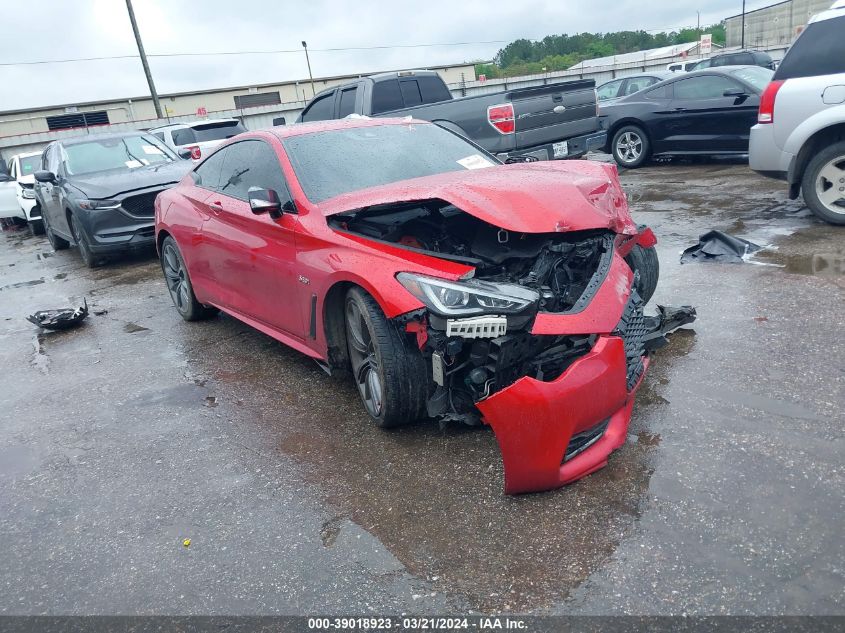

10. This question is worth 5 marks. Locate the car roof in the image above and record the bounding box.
[13,151,42,159]
[57,131,151,146]
[810,0,845,22]
[268,117,431,140]
[149,118,240,132]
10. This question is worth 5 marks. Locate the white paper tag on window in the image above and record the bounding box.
[125,160,143,168]
[141,145,164,155]
[457,154,494,170]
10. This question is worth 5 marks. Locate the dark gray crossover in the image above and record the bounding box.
[34,132,193,267]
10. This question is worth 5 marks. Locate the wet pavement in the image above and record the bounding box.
[0,160,842,615]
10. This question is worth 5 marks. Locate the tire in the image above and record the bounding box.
[43,212,69,251]
[345,287,429,428]
[69,213,104,268]
[29,216,45,236]
[611,125,651,168]
[625,244,659,304]
[160,236,218,321]
[801,140,845,226]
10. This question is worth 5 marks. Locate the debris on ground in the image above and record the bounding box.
[642,305,698,352]
[26,299,89,330]
[681,230,761,263]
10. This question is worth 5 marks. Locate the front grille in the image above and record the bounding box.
[564,418,610,462]
[613,289,648,391]
[121,191,161,218]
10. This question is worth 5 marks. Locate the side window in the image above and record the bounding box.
[774,16,845,80]
[371,79,404,114]
[300,93,335,122]
[172,128,196,146]
[417,76,452,103]
[644,83,672,99]
[597,79,623,100]
[399,80,422,107]
[8,160,15,179]
[218,140,286,201]
[622,78,650,96]
[151,132,166,142]
[338,87,357,118]
[674,76,741,100]
[736,53,755,65]
[192,149,227,191]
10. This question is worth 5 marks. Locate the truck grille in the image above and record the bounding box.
[613,290,647,391]
[121,191,161,218]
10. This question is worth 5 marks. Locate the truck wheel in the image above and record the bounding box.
[160,236,218,321]
[612,125,650,168]
[345,287,428,428]
[801,140,845,225]
[625,244,659,304]
[43,213,69,251]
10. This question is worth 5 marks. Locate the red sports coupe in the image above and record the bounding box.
[155,118,693,494]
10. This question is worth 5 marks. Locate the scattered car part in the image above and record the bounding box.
[27,299,89,330]
[681,230,762,263]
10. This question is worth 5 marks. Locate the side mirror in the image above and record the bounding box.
[34,170,57,184]
[248,187,283,216]
[723,88,747,97]
[177,148,193,160]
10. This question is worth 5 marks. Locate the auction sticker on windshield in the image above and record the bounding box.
[457,154,495,170]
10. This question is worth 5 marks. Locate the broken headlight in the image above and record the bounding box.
[397,272,538,317]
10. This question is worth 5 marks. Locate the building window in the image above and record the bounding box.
[233,92,282,109]
[45,110,110,131]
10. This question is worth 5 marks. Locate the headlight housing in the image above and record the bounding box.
[397,272,538,317]
[77,199,121,210]
[21,189,35,199]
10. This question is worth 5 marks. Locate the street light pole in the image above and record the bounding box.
[125,0,163,119]
[741,0,746,48]
[301,41,316,99]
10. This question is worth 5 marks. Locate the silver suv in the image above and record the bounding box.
[749,0,845,225]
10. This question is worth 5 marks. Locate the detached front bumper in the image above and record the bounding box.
[477,336,640,494]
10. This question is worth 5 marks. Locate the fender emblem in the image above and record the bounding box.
[298,275,310,285]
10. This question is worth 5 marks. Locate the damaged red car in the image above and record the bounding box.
[155,118,694,494]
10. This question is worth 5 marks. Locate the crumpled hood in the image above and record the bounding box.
[318,160,636,235]
[67,160,193,200]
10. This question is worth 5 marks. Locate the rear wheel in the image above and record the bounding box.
[70,213,104,268]
[344,287,428,428]
[801,141,845,225]
[160,236,218,321]
[625,244,659,304]
[612,125,650,168]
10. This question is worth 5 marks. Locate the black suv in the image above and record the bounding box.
[689,50,775,71]
[34,132,193,267]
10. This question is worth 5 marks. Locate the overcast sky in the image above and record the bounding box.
[0,0,773,112]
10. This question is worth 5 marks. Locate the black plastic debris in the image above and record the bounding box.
[27,298,89,330]
[642,305,697,352]
[681,230,761,263]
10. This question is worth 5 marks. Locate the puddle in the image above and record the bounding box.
[0,278,45,291]
[54,273,68,280]
[31,333,50,375]
[753,250,845,276]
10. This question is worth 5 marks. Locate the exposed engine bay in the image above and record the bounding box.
[331,199,694,426]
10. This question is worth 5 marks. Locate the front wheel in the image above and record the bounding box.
[344,287,429,428]
[801,140,845,225]
[612,125,651,168]
[160,236,218,321]
[625,244,659,304]
[29,215,45,236]
[70,213,104,268]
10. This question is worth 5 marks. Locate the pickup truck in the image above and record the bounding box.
[295,70,606,161]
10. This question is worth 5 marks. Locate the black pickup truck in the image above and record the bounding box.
[295,70,606,161]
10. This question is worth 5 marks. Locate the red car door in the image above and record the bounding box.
[197,139,305,338]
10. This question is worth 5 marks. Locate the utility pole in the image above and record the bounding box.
[126,0,163,118]
[697,11,700,31]
[302,41,316,98]
[741,0,746,48]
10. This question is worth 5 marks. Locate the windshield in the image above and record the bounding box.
[283,124,499,203]
[63,135,176,176]
[19,155,41,176]
[730,66,774,91]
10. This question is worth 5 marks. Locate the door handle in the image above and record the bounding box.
[209,201,223,214]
